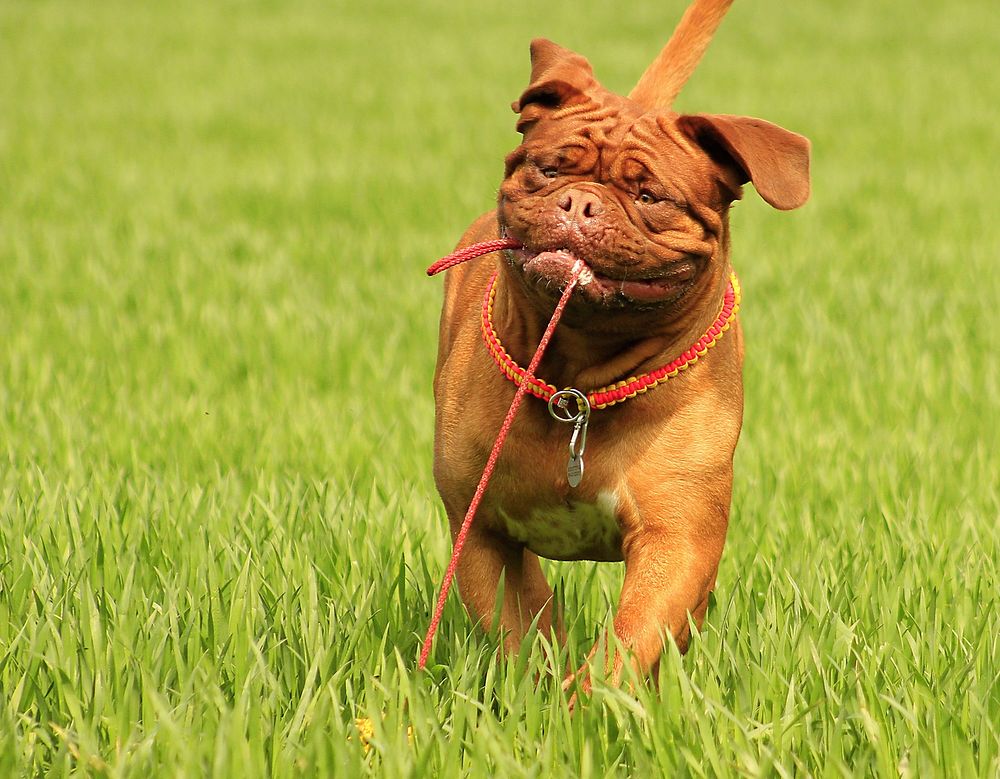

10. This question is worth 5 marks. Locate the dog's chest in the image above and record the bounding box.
[497,490,623,562]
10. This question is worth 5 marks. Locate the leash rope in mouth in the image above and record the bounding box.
[425,238,522,276]
[420,239,581,669]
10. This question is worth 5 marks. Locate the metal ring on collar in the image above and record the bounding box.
[547,388,590,423]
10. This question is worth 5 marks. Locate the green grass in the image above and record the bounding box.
[1,0,998,775]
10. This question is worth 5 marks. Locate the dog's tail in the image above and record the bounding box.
[628,0,734,110]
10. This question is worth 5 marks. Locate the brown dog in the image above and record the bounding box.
[431,0,809,692]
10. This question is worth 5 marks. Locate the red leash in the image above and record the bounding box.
[424,238,521,277]
[419,239,583,670]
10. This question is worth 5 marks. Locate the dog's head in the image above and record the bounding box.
[498,1,809,319]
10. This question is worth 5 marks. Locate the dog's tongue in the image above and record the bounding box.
[616,276,684,302]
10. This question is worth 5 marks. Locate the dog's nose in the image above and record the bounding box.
[557,189,604,222]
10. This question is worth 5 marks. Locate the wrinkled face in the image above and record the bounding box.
[495,39,809,319]
[499,99,734,310]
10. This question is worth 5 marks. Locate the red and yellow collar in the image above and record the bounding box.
[481,271,741,409]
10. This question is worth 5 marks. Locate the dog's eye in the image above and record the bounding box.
[637,190,658,205]
[541,168,559,179]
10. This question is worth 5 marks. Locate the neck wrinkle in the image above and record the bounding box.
[491,253,733,395]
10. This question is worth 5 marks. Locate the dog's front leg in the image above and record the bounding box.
[448,518,559,653]
[566,486,728,696]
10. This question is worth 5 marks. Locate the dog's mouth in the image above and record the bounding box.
[506,246,694,305]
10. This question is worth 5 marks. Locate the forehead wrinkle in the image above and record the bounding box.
[552,100,621,127]
[594,113,640,183]
[608,121,661,184]
[609,114,707,197]
[622,114,692,159]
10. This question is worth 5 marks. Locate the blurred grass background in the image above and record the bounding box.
[0,0,997,775]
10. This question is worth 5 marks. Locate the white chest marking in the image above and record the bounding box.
[498,490,623,561]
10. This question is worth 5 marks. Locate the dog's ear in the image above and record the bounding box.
[629,0,734,109]
[512,39,599,133]
[678,113,811,210]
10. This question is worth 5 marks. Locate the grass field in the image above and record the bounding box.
[1,0,998,775]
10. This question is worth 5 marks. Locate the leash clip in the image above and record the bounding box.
[547,389,591,488]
